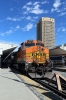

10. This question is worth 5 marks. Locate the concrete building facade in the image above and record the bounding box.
[37,17,55,49]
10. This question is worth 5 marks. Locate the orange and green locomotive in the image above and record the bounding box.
[10,40,52,78]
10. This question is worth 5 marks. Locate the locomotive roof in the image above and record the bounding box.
[20,40,44,45]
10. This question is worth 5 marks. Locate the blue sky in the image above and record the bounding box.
[0,0,66,46]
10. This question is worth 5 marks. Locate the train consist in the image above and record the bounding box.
[50,55,66,66]
[10,40,52,78]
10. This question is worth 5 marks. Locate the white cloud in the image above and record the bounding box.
[33,4,40,9]
[57,27,66,32]
[26,2,32,5]
[51,8,55,12]
[0,25,21,36]
[26,16,38,21]
[62,28,66,32]
[58,12,66,16]
[30,4,44,14]
[53,0,61,9]
[51,0,61,12]
[1,30,13,36]
[22,1,49,15]
[26,7,31,11]
[44,10,48,13]
[26,16,31,20]
[33,2,40,6]
[14,25,20,31]
[6,17,24,21]
[6,30,13,35]
[22,23,33,31]
[41,0,49,4]
[22,5,27,9]
[33,16,38,19]
[31,8,44,14]
[16,25,20,29]
[22,6,31,11]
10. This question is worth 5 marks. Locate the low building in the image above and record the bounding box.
[0,42,17,68]
[50,44,66,56]
[49,44,66,66]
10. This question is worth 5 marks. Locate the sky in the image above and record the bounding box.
[0,0,66,46]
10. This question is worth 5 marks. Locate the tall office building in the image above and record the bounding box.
[37,17,55,49]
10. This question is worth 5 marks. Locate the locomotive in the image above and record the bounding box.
[10,40,52,78]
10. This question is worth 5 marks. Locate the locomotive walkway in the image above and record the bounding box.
[0,68,46,100]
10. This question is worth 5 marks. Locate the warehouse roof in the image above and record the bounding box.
[50,44,66,56]
[0,42,17,59]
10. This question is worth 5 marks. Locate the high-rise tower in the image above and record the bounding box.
[37,17,55,49]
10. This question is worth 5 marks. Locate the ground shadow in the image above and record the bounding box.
[42,91,63,100]
[0,74,48,91]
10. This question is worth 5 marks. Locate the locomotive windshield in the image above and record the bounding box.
[25,43,35,47]
[36,43,44,47]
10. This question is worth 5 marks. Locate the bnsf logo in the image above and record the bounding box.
[32,53,45,56]
[26,53,49,57]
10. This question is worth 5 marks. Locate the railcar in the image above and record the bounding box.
[10,40,52,78]
[50,55,66,66]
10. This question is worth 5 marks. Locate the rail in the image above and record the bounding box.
[34,79,66,99]
[28,73,66,99]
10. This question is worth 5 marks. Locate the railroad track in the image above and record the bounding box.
[28,74,66,99]
[42,77,66,90]
[34,79,66,99]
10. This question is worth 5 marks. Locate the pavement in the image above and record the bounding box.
[0,68,46,100]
